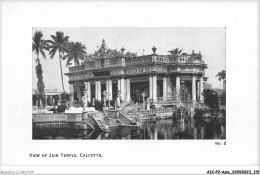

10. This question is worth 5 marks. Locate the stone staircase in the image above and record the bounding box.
[120,100,133,110]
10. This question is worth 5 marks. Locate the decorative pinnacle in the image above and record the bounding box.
[152,46,157,54]
[101,39,106,47]
[121,47,125,53]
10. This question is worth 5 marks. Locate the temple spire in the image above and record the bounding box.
[101,39,106,48]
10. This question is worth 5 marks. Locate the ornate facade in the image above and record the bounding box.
[65,40,207,105]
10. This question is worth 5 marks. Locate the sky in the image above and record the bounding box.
[32,27,226,92]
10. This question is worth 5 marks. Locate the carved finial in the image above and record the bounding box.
[192,50,195,54]
[121,47,125,53]
[101,39,106,47]
[152,46,157,54]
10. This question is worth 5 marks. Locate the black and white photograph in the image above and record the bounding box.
[1,1,259,175]
[32,28,226,140]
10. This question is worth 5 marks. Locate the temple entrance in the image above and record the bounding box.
[180,81,192,102]
[91,84,95,101]
[101,83,106,100]
[112,83,118,100]
[74,86,84,102]
[180,85,188,102]
[157,80,163,97]
[130,81,149,103]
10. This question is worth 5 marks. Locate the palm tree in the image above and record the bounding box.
[168,48,183,55]
[48,31,70,92]
[32,31,49,107]
[32,31,49,62]
[216,70,226,88]
[63,41,86,66]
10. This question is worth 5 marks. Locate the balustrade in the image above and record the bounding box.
[157,96,177,102]
[68,65,85,73]
[33,114,82,122]
[125,55,169,65]
[122,107,176,116]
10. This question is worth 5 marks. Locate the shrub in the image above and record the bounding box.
[203,89,219,109]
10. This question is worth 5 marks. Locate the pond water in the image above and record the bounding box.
[33,118,226,140]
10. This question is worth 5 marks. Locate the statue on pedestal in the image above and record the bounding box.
[107,92,111,107]
[69,93,74,108]
[103,90,107,107]
[50,96,53,106]
[176,93,179,102]
[117,90,121,108]
[92,98,95,107]
[141,92,146,110]
[58,94,62,103]
[147,97,151,110]
[82,89,88,111]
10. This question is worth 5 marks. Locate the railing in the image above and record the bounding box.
[32,113,82,123]
[168,55,204,64]
[68,65,85,73]
[125,55,169,65]
[120,100,132,110]
[154,56,169,63]
[126,56,152,64]
[107,58,120,67]
[122,107,176,116]
[179,68,205,74]
[140,107,176,115]
[87,114,104,131]
[118,112,135,125]
[85,62,96,69]
[157,96,177,102]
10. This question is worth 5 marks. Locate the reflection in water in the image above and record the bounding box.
[33,117,226,140]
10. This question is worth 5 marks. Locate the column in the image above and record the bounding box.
[108,80,113,101]
[149,76,153,98]
[192,76,196,102]
[124,79,127,100]
[95,81,98,99]
[84,82,91,102]
[84,82,88,91]
[106,80,109,92]
[69,84,74,107]
[167,77,172,98]
[152,75,157,102]
[120,78,125,100]
[77,87,82,101]
[197,81,200,101]
[126,78,131,101]
[200,77,204,103]
[154,128,158,140]
[87,82,91,102]
[176,76,180,100]
[45,95,48,106]
[69,83,73,91]
[163,76,167,101]
[118,79,121,92]
[97,81,101,101]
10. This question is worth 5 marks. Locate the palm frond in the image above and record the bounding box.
[49,49,57,58]
[32,30,48,59]
[40,49,46,58]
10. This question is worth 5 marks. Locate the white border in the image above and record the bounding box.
[1,1,259,174]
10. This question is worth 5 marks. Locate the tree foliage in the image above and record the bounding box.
[216,70,226,81]
[220,91,226,105]
[32,31,49,61]
[168,48,183,55]
[203,89,219,109]
[48,31,70,92]
[63,41,86,66]
[32,31,49,107]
